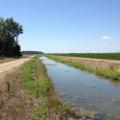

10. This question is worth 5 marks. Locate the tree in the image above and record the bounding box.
[0,17,23,57]
[5,17,23,43]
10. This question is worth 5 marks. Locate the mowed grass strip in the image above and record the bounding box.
[46,55,120,80]
[21,56,68,120]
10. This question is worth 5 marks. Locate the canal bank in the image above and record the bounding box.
[41,56,120,119]
[46,55,120,81]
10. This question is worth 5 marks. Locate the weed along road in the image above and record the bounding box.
[41,56,120,119]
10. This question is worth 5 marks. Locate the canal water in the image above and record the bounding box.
[40,57,120,117]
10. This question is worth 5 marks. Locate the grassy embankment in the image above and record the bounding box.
[46,55,120,80]
[21,56,69,120]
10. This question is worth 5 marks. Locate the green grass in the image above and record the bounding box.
[21,56,68,120]
[46,55,120,80]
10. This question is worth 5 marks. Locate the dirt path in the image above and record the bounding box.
[0,56,34,120]
[0,64,33,120]
[0,56,32,84]
[0,57,31,74]
[0,58,16,64]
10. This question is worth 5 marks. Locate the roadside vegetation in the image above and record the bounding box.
[0,17,23,57]
[21,56,69,120]
[52,53,120,60]
[46,55,120,80]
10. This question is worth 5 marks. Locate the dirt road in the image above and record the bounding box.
[0,57,32,84]
[0,57,33,120]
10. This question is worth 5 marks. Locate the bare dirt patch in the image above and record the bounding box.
[0,55,32,64]
[0,58,16,64]
[0,57,31,78]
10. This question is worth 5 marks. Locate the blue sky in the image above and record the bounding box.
[0,0,120,53]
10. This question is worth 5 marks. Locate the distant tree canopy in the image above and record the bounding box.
[0,17,23,57]
[22,51,44,55]
[53,53,120,60]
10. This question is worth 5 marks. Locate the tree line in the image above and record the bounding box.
[53,53,120,60]
[22,51,44,55]
[0,17,23,57]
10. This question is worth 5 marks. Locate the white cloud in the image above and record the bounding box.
[102,35,113,40]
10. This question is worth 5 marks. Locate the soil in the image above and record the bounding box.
[0,55,32,64]
[0,58,16,64]
[0,57,32,79]
[0,56,33,120]
[0,68,33,120]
